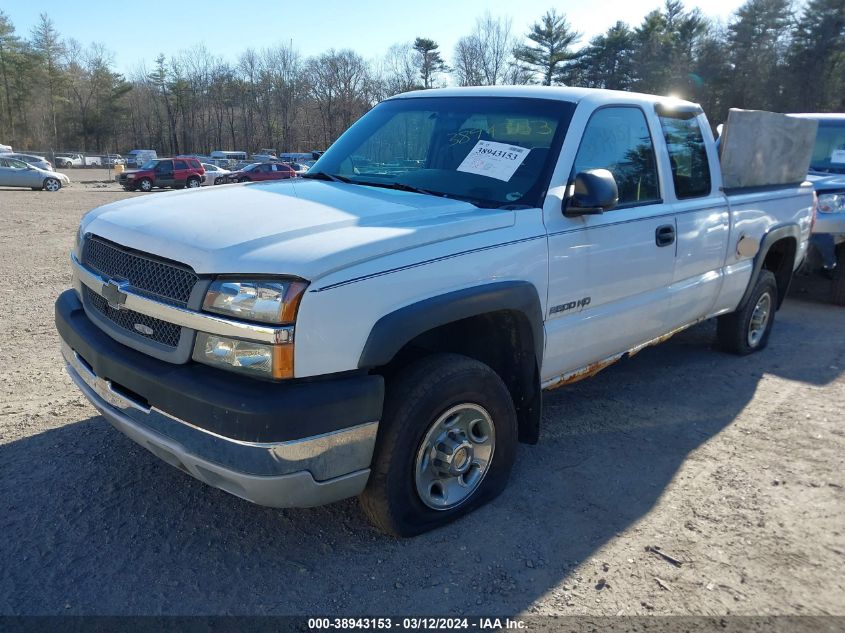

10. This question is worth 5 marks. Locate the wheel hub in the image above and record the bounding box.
[747,291,772,347]
[432,432,475,477]
[414,404,496,511]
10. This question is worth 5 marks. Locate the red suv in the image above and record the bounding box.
[118,158,205,192]
[228,162,297,183]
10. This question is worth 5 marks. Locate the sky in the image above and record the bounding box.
[2,0,751,74]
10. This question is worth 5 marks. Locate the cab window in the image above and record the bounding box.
[572,106,660,207]
[659,114,712,198]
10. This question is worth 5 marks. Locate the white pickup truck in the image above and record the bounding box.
[56,87,814,536]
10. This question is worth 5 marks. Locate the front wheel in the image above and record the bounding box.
[717,270,778,355]
[43,177,61,192]
[359,353,518,537]
[137,178,153,192]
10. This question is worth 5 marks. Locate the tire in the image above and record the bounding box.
[43,177,61,192]
[360,353,518,537]
[832,247,845,306]
[717,270,778,355]
[137,178,153,192]
[186,177,201,188]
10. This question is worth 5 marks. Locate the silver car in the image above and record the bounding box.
[0,152,53,171]
[0,156,70,191]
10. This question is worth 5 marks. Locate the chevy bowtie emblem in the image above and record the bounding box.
[101,280,128,310]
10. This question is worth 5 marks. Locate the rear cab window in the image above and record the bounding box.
[658,113,712,199]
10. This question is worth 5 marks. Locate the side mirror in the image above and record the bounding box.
[563,169,619,217]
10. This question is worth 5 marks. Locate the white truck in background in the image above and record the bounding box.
[56,87,814,536]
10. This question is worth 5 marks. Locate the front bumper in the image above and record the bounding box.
[56,289,384,508]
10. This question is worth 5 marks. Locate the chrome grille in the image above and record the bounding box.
[84,286,182,348]
[81,235,197,307]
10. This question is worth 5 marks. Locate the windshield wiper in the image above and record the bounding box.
[301,171,352,183]
[363,181,446,198]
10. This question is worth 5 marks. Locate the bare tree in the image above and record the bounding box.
[453,36,485,86]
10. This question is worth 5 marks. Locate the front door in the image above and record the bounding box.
[543,105,676,382]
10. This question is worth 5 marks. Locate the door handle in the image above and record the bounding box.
[655,224,675,247]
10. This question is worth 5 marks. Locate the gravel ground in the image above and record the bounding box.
[0,176,843,618]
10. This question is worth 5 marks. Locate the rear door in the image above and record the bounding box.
[173,159,189,185]
[154,160,175,188]
[543,105,677,380]
[656,109,729,328]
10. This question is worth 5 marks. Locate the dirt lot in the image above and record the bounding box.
[0,174,843,619]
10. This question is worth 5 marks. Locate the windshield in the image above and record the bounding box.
[310,96,576,208]
[140,160,159,170]
[810,119,845,174]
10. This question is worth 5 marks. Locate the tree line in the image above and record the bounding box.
[0,0,842,156]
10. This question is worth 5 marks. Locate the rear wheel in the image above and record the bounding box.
[43,177,61,192]
[359,353,518,537]
[832,246,845,306]
[717,270,778,355]
[186,176,201,188]
[137,178,153,192]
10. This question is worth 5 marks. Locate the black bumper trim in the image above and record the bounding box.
[55,290,384,443]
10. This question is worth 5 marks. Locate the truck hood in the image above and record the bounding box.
[81,179,515,280]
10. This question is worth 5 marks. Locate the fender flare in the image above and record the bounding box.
[358,280,544,369]
[738,223,800,309]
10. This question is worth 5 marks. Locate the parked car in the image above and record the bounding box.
[55,153,85,168]
[210,150,248,165]
[117,157,204,192]
[201,162,230,186]
[0,143,11,152]
[790,113,845,304]
[283,161,310,175]
[0,156,69,191]
[57,87,814,536]
[0,152,52,171]
[103,154,126,167]
[227,161,297,182]
[125,149,157,168]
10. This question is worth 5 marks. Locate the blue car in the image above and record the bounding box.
[791,113,845,304]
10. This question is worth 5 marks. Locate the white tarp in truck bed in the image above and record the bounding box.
[719,109,818,189]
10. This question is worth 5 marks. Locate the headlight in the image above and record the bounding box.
[195,278,306,379]
[192,332,293,379]
[126,173,135,179]
[817,192,845,213]
[203,279,307,324]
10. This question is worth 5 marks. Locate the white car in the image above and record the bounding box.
[0,156,70,191]
[58,86,814,536]
[201,163,230,186]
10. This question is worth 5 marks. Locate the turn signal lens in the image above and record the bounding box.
[193,332,294,379]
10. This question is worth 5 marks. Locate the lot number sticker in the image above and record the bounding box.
[457,141,531,181]
[831,149,845,164]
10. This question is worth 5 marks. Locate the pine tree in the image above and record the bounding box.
[570,22,636,90]
[31,13,66,147]
[787,0,845,111]
[412,38,448,89]
[514,9,580,86]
